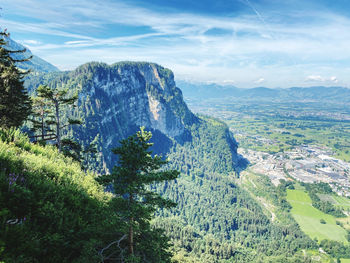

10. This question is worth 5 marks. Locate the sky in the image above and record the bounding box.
[1,0,350,88]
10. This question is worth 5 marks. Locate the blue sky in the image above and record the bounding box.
[1,0,350,88]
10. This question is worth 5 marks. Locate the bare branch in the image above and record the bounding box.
[99,234,127,263]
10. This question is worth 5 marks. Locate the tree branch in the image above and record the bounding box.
[99,234,127,263]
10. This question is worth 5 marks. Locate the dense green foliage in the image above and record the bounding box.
[320,239,350,258]
[0,31,32,128]
[0,129,176,262]
[151,118,315,262]
[0,129,121,262]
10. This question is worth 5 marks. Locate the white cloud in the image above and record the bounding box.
[330,76,338,83]
[254,77,265,84]
[306,75,325,82]
[21,39,42,45]
[2,0,350,87]
[306,75,339,83]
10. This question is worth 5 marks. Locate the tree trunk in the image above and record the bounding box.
[128,217,134,256]
[128,194,134,256]
[41,114,45,141]
[55,100,61,151]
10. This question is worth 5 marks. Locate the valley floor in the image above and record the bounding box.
[185,98,350,262]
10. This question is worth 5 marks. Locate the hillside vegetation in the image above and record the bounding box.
[0,129,173,262]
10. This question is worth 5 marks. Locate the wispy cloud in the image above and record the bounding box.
[254,78,265,84]
[306,75,325,82]
[2,0,350,88]
[306,75,339,83]
[21,39,42,45]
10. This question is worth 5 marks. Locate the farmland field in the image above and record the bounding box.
[286,189,349,243]
[318,194,350,209]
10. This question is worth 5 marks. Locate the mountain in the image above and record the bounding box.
[25,61,242,172]
[176,80,240,99]
[178,80,350,103]
[2,36,59,72]
[23,61,320,262]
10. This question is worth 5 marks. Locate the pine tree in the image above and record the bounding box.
[0,30,32,128]
[35,84,81,151]
[29,96,54,142]
[97,127,179,262]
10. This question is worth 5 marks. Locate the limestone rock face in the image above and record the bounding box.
[52,62,198,171]
[77,62,197,144]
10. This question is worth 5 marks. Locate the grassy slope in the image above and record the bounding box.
[0,129,120,262]
[287,189,348,243]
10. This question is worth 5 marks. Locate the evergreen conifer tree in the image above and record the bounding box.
[29,96,54,142]
[35,84,81,151]
[97,127,179,262]
[0,30,31,128]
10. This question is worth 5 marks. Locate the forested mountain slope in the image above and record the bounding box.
[25,62,242,173]
[24,62,317,262]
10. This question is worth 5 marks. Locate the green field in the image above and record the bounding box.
[286,189,349,243]
[318,194,350,210]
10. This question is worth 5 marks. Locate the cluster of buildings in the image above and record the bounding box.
[240,145,350,196]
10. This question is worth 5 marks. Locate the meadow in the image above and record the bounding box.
[286,189,349,243]
[318,194,350,209]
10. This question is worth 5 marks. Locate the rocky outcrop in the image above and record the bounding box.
[89,62,196,139]
[25,61,244,173]
[70,62,197,152]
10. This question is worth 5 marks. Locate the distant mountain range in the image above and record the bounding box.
[177,80,350,103]
[3,36,59,73]
[5,35,349,104]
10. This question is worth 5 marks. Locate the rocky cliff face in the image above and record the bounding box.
[69,62,198,169]
[25,61,244,173]
[77,62,197,140]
